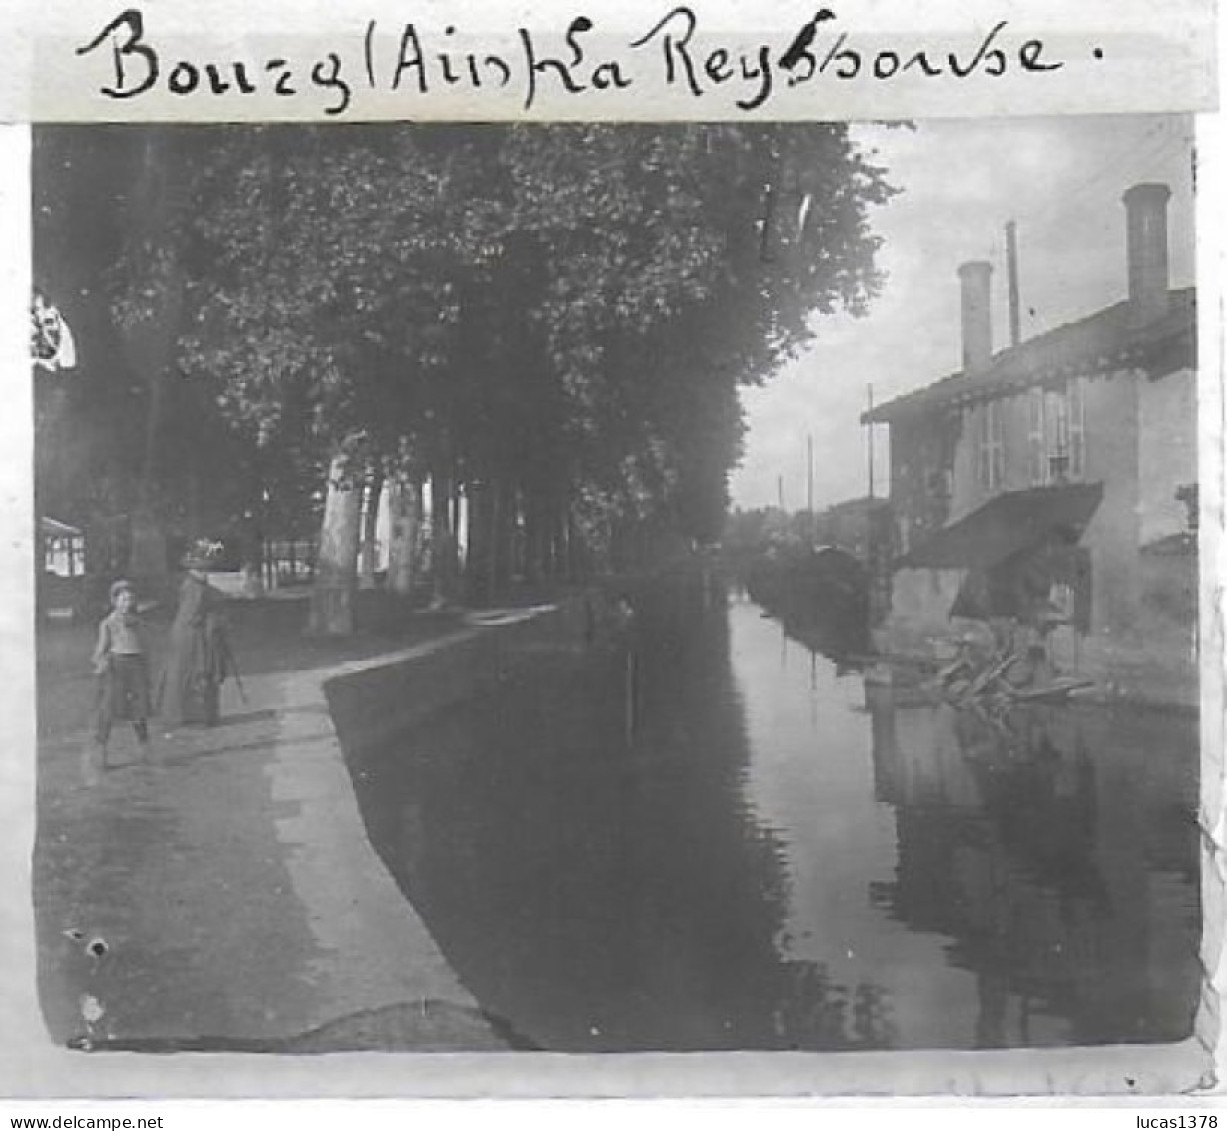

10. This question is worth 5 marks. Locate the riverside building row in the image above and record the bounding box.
[863,182,1198,706]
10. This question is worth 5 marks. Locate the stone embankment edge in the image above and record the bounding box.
[258,597,594,1050]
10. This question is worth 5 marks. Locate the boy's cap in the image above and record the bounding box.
[110,579,134,603]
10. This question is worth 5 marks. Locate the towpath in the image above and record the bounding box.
[34,595,531,1053]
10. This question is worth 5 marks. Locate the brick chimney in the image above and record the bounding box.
[958,260,993,373]
[1123,182,1171,325]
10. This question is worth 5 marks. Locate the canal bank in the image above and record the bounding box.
[32,591,603,1057]
[26,578,1210,1089]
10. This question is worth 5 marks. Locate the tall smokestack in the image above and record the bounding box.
[1123,182,1171,325]
[958,260,993,373]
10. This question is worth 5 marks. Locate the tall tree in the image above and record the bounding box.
[104,123,895,632]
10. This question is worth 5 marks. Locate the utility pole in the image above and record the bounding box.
[777,475,784,511]
[1006,220,1021,347]
[807,434,814,516]
[867,384,875,500]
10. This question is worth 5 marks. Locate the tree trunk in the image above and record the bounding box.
[451,485,463,572]
[510,488,527,582]
[126,130,187,584]
[128,510,169,582]
[465,478,493,605]
[386,475,420,597]
[566,508,583,583]
[240,512,265,599]
[547,498,567,581]
[308,453,362,636]
[524,486,546,585]
[359,470,384,588]
[430,466,457,607]
[492,480,512,601]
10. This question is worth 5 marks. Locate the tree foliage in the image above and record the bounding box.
[90,122,895,620]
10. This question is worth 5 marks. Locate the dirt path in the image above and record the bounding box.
[34,597,518,1055]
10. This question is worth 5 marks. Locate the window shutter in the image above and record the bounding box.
[974,407,986,490]
[989,401,1005,490]
[1028,389,1045,485]
[1069,378,1086,479]
[1045,388,1070,480]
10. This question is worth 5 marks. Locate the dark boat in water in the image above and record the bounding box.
[745,544,870,662]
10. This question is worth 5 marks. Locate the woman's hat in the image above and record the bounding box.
[182,538,221,571]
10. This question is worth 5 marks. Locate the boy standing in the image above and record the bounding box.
[90,579,152,776]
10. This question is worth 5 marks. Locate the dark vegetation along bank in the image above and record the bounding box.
[34,123,897,634]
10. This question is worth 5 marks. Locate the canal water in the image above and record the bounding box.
[341,593,1202,1053]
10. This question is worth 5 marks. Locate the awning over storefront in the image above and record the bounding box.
[902,483,1104,571]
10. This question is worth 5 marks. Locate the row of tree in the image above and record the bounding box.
[34,123,896,633]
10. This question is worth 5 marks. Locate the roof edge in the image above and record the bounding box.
[863,288,1196,424]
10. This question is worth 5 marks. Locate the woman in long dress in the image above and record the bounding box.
[157,551,230,727]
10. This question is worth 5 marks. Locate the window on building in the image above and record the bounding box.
[977,400,1005,492]
[1068,377,1086,479]
[1045,387,1070,480]
[1028,379,1086,486]
[1027,389,1045,485]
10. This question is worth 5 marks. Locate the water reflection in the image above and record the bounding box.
[337,593,1200,1052]
[867,692,1200,1047]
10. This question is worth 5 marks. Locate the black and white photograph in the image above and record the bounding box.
[24,110,1210,1086]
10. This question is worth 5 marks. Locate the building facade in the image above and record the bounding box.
[864,184,1197,705]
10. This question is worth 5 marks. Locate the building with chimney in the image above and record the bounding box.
[863,183,1197,705]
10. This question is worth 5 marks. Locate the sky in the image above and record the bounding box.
[729,114,1197,512]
